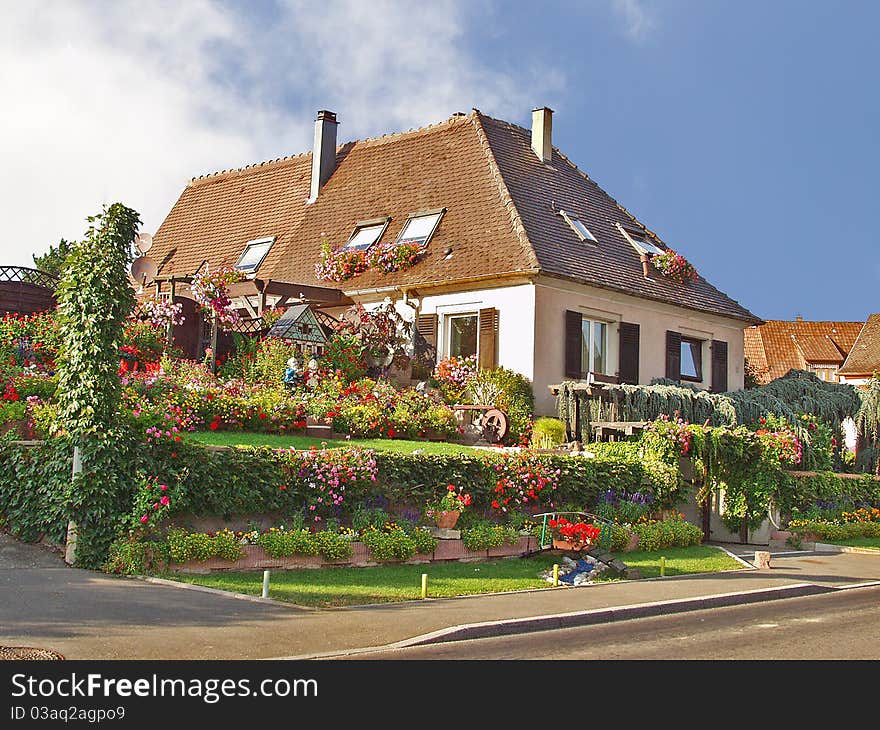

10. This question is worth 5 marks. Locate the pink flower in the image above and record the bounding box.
[140,515,149,524]
[160,496,170,506]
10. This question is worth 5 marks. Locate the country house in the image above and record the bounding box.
[146,107,760,415]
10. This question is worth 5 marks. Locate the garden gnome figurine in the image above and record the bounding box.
[306,357,319,388]
[283,356,302,389]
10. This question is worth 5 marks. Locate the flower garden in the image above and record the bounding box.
[2,204,879,598]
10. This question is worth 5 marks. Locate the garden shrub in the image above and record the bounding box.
[256,528,319,559]
[461,521,520,551]
[410,527,438,555]
[472,366,534,445]
[361,528,416,562]
[632,516,703,552]
[531,417,566,449]
[314,530,354,562]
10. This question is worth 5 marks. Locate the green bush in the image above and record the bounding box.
[314,530,354,562]
[361,528,416,562]
[461,521,520,551]
[632,517,702,552]
[531,417,566,449]
[165,529,243,563]
[472,367,534,445]
[256,528,319,559]
[410,527,438,555]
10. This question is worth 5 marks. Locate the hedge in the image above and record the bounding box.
[0,436,683,551]
[779,471,880,517]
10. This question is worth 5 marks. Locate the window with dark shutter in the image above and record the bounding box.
[478,308,498,370]
[666,330,682,381]
[565,310,582,379]
[618,322,640,384]
[416,313,438,351]
[711,339,728,393]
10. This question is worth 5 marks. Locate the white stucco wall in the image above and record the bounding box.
[532,276,749,415]
[343,281,537,382]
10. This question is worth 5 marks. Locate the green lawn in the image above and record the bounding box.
[595,545,744,581]
[185,430,479,455]
[168,545,744,607]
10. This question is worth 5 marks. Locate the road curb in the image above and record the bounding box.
[390,583,834,648]
[814,543,880,555]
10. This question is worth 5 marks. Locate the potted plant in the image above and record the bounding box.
[425,484,472,529]
[548,517,601,551]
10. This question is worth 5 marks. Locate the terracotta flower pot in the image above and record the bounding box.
[434,511,461,529]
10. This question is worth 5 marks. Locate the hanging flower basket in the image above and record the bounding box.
[190,267,246,329]
[651,249,698,284]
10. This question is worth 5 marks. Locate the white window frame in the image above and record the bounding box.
[346,217,390,250]
[680,336,704,382]
[580,317,608,377]
[396,208,446,247]
[616,222,665,256]
[234,236,275,276]
[559,209,598,243]
[445,311,479,360]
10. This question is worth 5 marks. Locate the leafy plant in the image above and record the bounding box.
[531,417,566,449]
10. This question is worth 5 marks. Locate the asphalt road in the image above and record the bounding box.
[340,584,880,660]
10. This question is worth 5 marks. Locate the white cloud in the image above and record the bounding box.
[0,1,562,269]
[610,0,656,42]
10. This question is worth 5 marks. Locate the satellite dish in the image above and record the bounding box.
[135,232,153,254]
[131,256,158,285]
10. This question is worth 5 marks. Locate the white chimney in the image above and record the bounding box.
[309,110,339,202]
[531,106,553,163]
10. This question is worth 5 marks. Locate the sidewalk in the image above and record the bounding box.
[1,533,877,660]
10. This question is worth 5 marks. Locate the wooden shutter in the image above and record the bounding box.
[711,339,728,393]
[618,322,640,384]
[666,330,682,381]
[478,308,498,370]
[416,313,438,351]
[565,310,583,379]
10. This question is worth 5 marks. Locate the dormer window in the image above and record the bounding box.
[617,223,664,256]
[346,217,390,250]
[396,209,444,247]
[559,210,597,243]
[235,237,274,274]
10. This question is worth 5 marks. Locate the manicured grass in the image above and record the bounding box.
[168,545,744,607]
[172,556,560,607]
[185,430,479,455]
[820,537,880,549]
[600,545,744,581]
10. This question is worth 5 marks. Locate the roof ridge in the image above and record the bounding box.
[469,111,540,270]
[188,113,472,186]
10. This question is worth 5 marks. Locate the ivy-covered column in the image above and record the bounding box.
[55,203,140,566]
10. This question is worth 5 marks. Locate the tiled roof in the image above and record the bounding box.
[743,320,864,383]
[838,313,880,376]
[149,109,760,322]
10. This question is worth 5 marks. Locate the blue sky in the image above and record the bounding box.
[1,0,877,321]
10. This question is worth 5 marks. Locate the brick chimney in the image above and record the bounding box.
[308,110,339,202]
[531,106,553,163]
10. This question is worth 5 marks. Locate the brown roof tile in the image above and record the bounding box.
[744,320,864,383]
[838,313,880,376]
[149,109,760,322]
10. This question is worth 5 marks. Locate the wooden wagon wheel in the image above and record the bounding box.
[482,409,508,443]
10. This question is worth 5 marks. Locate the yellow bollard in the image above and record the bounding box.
[660,556,666,577]
[553,564,559,587]
[421,573,428,599]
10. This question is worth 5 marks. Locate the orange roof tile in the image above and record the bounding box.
[838,313,880,376]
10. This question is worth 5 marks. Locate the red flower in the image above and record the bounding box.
[209,421,219,431]
[258,412,267,420]
[447,484,456,492]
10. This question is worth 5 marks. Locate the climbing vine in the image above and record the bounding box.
[54,203,142,567]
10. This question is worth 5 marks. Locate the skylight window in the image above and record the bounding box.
[617,223,665,256]
[396,210,444,247]
[346,218,390,250]
[559,210,598,243]
[235,237,274,274]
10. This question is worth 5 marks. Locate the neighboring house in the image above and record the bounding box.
[147,107,760,415]
[743,318,864,385]
[837,313,880,386]
[0,265,57,316]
